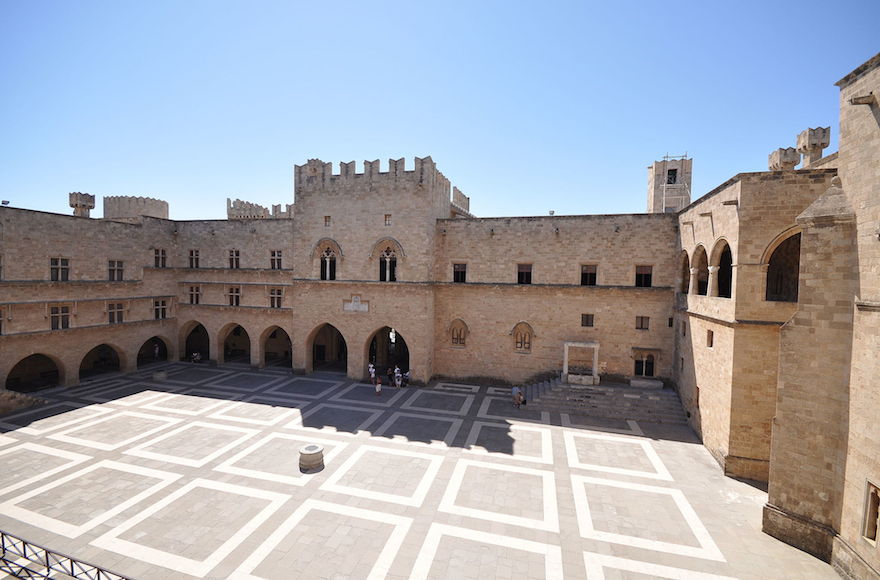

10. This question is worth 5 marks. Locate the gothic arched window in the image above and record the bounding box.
[320,247,336,281]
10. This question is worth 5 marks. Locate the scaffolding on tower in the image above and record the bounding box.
[659,153,691,213]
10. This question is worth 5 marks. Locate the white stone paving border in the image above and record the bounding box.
[401,389,475,416]
[214,432,347,486]
[206,398,304,426]
[583,552,738,580]
[328,382,409,407]
[0,434,16,447]
[563,431,672,481]
[570,474,725,561]
[410,523,563,580]
[91,478,290,578]
[98,389,172,408]
[372,411,464,449]
[0,443,92,498]
[464,421,554,465]
[263,377,344,400]
[0,402,114,436]
[283,403,384,437]
[232,499,411,580]
[140,392,236,416]
[320,445,444,507]
[477,396,551,424]
[439,459,559,532]
[48,411,183,451]
[0,460,182,538]
[561,413,645,436]
[434,382,480,393]
[123,421,259,468]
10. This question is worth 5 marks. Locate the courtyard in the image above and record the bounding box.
[0,364,837,579]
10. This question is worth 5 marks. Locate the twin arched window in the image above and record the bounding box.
[320,247,336,280]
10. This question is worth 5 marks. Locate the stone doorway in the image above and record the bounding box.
[137,337,168,368]
[6,354,61,392]
[184,324,210,362]
[312,323,347,371]
[223,325,251,364]
[368,326,409,380]
[79,344,121,380]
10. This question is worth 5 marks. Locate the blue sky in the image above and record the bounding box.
[1,1,877,220]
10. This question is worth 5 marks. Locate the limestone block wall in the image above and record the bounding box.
[832,54,880,579]
[432,284,674,383]
[292,158,452,283]
[169,218,295,270]
[435,213,678,286]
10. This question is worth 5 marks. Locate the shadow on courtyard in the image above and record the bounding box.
[0,362,701,456]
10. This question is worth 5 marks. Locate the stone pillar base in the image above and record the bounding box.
[762,503,834,561]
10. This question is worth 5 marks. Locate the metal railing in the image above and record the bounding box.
[1,529,131,580]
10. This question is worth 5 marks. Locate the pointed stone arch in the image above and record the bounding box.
[79,343,124,380]
[218,323,252,365]
[692,245,709,295]
[510,321,535,353]
[449,318,469,347]
[260,325,292,367]
[764,230,802,302]
[679,251,691,294]
[6,353,64,392]
[709,238,734,298]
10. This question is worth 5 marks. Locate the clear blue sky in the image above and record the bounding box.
[1,1,877,220]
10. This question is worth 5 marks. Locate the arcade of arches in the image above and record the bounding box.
[369,326,409,375]
[312,324,347,371]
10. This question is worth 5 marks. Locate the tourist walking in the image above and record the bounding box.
[375,377,382,396]
[512,386,522,408]
[368,363,376,385]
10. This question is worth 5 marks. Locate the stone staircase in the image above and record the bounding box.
[523,377,689,425]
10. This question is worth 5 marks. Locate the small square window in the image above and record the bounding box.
[581,314,594,327]
[636,316,650,330]
[153,300,168,320]
[864,482,879,544]
[229,250,240,269]
[384,214,392,226]
[50,258,70,282]
[108,260,124,281]
[189,286,201,305]
[580,264,597,286]
[50,305,70,330]
[707,329,714,348]
[228,287,241,307]
[635,265,653,287]
[108,302,124,324]
[453,263,467,283]
[666,168,678,185]
[270,250,282,270]
[517,264,532,285]
[269,288,283,309]
[324,216,331,227]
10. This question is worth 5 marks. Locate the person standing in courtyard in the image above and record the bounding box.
[375,377,382,396]
[368,362,376,385]
[394,365,402,388]
[512,386,522,408]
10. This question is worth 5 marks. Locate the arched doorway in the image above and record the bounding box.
[312,324,347,371]
[223,325,251,364]
[185,324,210,361]
[79,344,121,380]
[717,243,733,298]
[766,233,801,302]
[368,326,409,378]
[137,337,169,367]
[263,327,292,367]
[6,354,62,392]
[680,251,691,294]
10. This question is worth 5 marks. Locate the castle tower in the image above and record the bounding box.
[647,155,692,213]
[69,192,95,217]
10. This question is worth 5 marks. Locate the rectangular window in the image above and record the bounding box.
[384,214,392,226]
[189,249,200,268]
[379,257,397,282]
[154,249,167,268]
[153,300,168,320]
[228,287,241,307]
[108,302,124,324]
[108,260,124,281]
[668,317,674,327]
[269,288,283,309]
[581,314,594,327]
[707,329,714,348]
[50,258,69,281]
[324,216,331,227]
[636,316,650,330]
[681,321,687,336]
[453,263,467,283]
[517,264,532,285]
[864,482,879,544]
[666,168,678,184]
[189,285,201,305]
[580,264,597,286]
[270,250,282,270]
[50,305,70,330]
[229,249,240,269]
[635,265,653,287]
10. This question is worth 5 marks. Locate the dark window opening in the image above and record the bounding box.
[581,314,594,327]
[636,316,650,330]
[766,234,801,302]
[453,263,467,283]
[517,264,532,285]
[580,264,597,286]
[635,265,653,287]
[666,168,678,184]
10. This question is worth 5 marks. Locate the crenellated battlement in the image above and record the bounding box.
[227,198,293,219]
[103,195,169,220]
[294,156,448,194]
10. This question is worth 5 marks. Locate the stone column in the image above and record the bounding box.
[707,266,720,297]
[592,346,599,385]
[688,268,699,295]
[562,343,570,383]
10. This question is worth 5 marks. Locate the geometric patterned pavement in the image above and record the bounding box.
[0,363,838,579]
